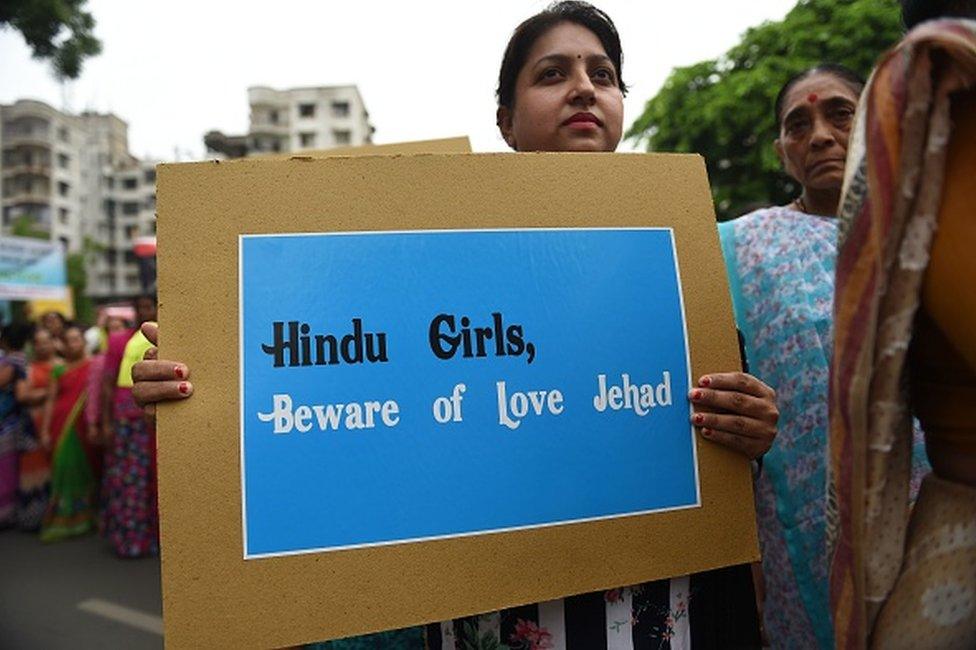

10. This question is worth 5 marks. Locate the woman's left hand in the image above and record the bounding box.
[689,372,778,460]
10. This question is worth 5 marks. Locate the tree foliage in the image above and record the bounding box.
[0,0,101,80]
[626,0,904,220]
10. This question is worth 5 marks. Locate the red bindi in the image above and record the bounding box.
[807,93,819,104]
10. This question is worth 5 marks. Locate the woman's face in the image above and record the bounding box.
[63,328,86,361]
[42,312,64,336]
[33,330,54,360]
[775,72,859,193]
[497,22,624,153]
[106,316,126,333]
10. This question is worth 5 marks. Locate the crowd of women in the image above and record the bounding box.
[0,296,161,559]
[8,0,967,647]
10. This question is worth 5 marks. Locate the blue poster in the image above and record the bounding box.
[0,236,67,300]
[240,228,697,559]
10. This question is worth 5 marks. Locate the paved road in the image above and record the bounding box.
[0,529,163,649]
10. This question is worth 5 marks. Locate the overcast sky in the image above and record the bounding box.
[0,1,796,160]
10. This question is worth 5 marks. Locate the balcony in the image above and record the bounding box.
[2,163,52,178]
[2,189,52,205]
[1,130,53,147]
[249,119,290,136]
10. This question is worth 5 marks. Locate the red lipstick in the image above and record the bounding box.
[562,112,602,128]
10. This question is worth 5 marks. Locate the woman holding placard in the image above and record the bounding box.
[718,63,932,648]
[135,2,776,647]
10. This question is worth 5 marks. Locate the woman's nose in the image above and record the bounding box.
[568,69,596,105]
[810,117,837,148]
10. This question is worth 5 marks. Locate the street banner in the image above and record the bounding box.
[157,152,759,648]
[0,236,67,301]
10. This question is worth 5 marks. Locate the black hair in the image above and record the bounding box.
[901,0,976,28]
[497,1,627,110]
[134,293,157,306]
[60,321,85,338]
[1,322,33,351]
[774,64,866,127]
[41,310,66,326]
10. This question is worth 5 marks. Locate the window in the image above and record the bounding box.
[333,129,352,145]
[123,177,138,190]
[59,236,69,251]
[58,181,70,197]
[105,250,117,264]
[299,132,316,147]
[269,110,279,124]
[125,225,138,239]
[271,139,282,152]
[125,251,137,263]
[145,194,156,210]
[144,169,156,184]
[59,208,69,224]
[105,176,115,189]
[331,101,350,117]
[122,201,140,215]
[298,103,316,118]
[58,126,70,142]
[58,153,70,169]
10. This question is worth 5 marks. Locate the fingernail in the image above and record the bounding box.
[701,428,711,437]
[694,413,705,425]
[700,376,711,387]
[178,382,190,395]
[690,389,702,401]
[174,365,185,379]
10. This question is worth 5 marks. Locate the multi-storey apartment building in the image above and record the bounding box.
[204,85,374,158]
[0,99,154,301]
[88,159,158,299]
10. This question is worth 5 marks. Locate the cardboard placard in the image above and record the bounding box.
[156,153,759,648]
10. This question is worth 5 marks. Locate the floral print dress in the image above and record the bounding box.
[310,565,758,650]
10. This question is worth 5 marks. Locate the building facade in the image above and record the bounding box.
[205,85,374,158]
[0,99,155,302]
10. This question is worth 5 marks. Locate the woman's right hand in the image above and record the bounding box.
[131,323,193,414]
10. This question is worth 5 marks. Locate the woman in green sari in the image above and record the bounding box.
[39,324,98,542]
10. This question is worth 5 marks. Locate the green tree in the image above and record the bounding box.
[0,0,101,80]
[66,245,95,324]
[626,0,904,220]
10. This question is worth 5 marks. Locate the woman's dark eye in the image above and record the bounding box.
[593,68,615,84]
[831,107,854,123]
[786,119,809,136]
[540,67,563,81]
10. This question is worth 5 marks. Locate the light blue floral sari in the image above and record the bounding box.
[719,207,928,649]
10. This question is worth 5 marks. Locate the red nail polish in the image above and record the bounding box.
[178,382,189,395]
[694,414,705,425]
[700,376,711,387]
[692,389,702,400]
[174,366,185,379]
[701,428,711,437]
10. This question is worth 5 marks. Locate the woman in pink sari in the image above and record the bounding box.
[39,325,96,542]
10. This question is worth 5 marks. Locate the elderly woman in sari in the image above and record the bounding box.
[718,64,930,647]
[829,1,976,648]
